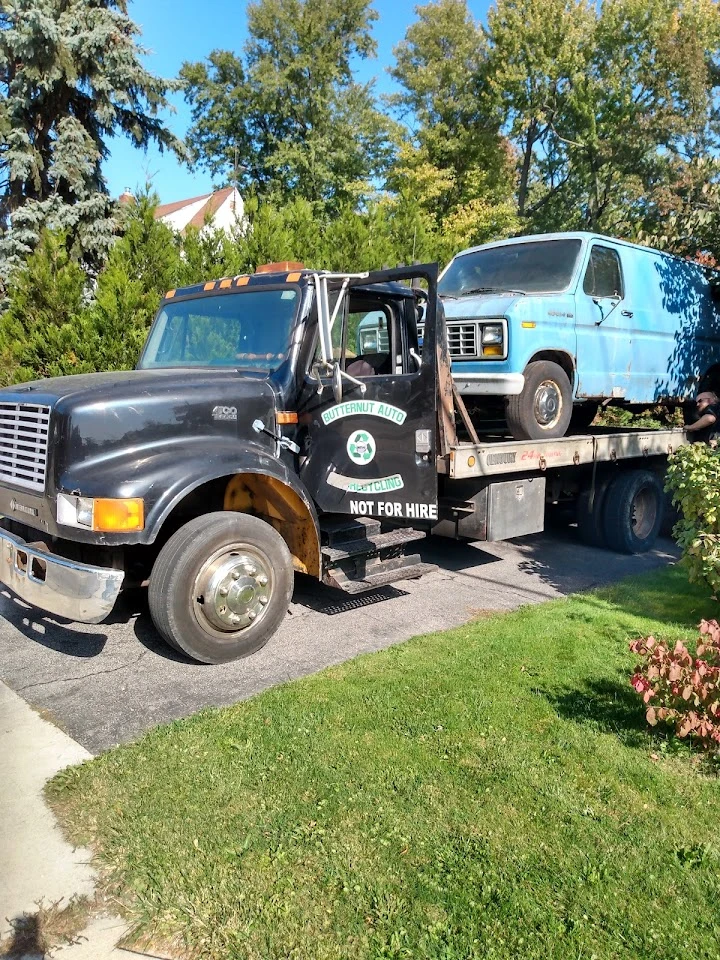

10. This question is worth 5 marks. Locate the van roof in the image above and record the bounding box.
[454,231,708,270]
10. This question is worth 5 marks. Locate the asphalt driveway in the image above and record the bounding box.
[0,529,678,754]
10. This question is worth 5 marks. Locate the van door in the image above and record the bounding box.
[574,243,632,401]
[299,270,438,525]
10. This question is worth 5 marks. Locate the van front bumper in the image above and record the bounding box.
[452,372,525,396]
[0,525,124,624]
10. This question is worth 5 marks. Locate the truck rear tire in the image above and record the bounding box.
[576,484,609,548]
[602,470,664,554]
[506,361,573,440]
[148,512,294,664]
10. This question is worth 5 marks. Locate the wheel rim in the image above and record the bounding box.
[631,487,657,541]
[534,380,563,427]
[192,543,273,638]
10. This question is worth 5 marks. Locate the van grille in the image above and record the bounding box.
[447,322,479,358]
[0,402,51,493]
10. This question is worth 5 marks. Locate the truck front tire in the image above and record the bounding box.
[506,361,573,440]
[602,470,664,554]
[148,512,294,664]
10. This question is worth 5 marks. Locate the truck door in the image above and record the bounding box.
[299,270,438,524]
[574,243,632,401]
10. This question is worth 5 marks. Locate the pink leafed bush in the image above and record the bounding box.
[630,620,720,754]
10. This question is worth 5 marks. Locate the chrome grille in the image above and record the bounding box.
[0,402,51,492]
[447,322,480,359]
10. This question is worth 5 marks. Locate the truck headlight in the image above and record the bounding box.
[482,324,503,345]
[57,493,144,532]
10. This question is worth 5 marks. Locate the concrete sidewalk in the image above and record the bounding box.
[0,682,129,959]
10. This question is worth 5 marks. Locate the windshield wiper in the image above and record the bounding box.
[460,286,526,297]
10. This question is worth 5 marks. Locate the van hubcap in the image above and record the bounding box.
[194,547,272,633]
[534,380,562,426]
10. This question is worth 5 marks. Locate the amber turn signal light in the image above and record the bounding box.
[93,498,145,533]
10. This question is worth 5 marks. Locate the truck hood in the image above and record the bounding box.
[442,293,521,318]
[0,368,279,494]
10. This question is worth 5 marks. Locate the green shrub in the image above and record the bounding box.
[666,443,720,594]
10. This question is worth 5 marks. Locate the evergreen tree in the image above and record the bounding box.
[0,0,182,283]
[0,230,89,384]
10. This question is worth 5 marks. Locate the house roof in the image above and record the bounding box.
[154,187,239,231]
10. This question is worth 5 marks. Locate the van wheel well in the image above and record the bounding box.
[157,474,320,579]
[527,351,575,389]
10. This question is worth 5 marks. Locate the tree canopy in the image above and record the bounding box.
[182,0,393,210]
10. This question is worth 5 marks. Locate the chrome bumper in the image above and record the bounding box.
[0,526,124,624]
[453,372,525,396]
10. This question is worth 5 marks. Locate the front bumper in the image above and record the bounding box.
[0,526,124,624]
[453,372,525,396]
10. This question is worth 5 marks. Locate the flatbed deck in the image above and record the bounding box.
[444,427,689,479]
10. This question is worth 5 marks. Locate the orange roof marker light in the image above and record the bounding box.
[276,411,299,425]
[255,261,306,275]
[219,278,232,289]
[165,289,176,299]
[204,281,217,291]
[235,276,250,287]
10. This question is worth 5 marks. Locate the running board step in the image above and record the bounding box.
[320,516,381,546]
[322,527,427,564]
[323,559,436,594]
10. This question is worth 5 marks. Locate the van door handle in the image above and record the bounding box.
[621,309,633,318]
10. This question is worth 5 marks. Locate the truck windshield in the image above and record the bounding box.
[439,239,583,297]
[139,288,299,371]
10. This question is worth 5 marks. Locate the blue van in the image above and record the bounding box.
[437,233,720,439]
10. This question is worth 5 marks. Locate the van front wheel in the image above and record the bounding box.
[506,361,572,440]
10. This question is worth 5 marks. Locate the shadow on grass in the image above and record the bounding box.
[541,676,650,749]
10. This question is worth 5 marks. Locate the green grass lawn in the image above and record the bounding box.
[49,566,720,960]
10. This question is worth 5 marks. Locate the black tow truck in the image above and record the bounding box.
[0,262,687,663]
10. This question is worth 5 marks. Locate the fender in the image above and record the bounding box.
[57,436,320,558]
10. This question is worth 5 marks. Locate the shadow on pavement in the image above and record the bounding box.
[0,589,107,658]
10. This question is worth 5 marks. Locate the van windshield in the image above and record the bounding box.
[139,288,299,371]
[439,239,583,297]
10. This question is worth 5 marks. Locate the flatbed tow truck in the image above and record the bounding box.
[0,262,687,663]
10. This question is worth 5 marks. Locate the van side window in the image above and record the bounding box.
[583,246,623,299]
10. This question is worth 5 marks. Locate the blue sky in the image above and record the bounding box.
[105,0,492,203]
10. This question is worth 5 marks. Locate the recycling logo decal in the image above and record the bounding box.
[347,429,376,465]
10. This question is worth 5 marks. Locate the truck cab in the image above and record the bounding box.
[0,264,445,664]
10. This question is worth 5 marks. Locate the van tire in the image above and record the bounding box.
[506,361,573,440]
[602,470,664,554]
[148,512,294,664]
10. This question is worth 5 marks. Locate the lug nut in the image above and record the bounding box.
[218,586,228,596]
[245,565,257,576]
[257,574,268,586]
[229,613,241,624]
[248,610,257,620]
[232,570,241,580]
[259,596,268,605]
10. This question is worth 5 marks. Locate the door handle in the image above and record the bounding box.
[621,309,633,318]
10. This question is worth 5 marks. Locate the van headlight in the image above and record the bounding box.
[482,323,504,345]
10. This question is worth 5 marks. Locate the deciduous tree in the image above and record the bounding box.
[182,0,392,210]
